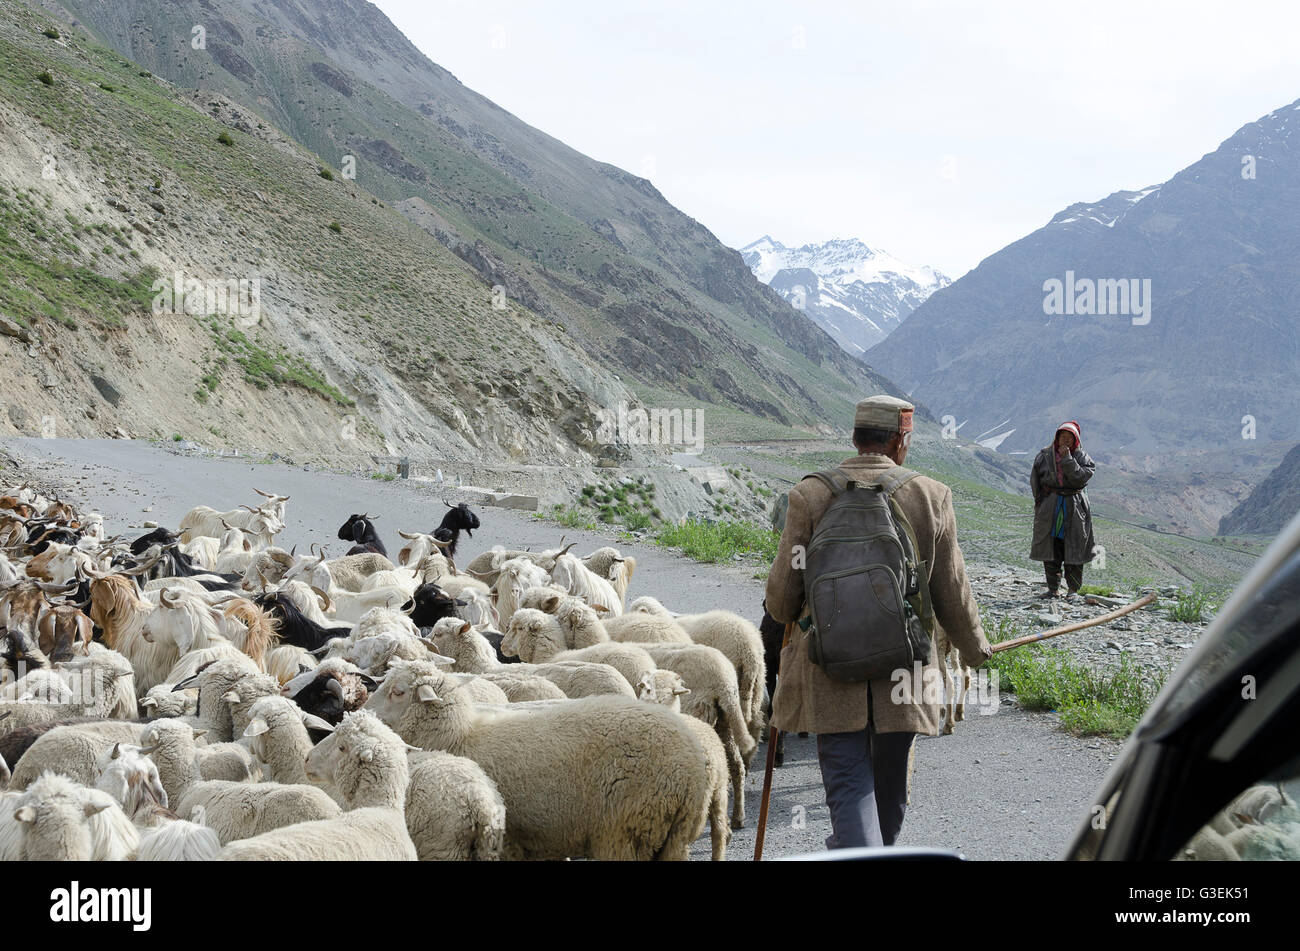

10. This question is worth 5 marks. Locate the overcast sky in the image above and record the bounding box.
[372,0,1300,277]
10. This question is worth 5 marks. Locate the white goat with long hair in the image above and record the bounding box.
[550,553,624,617]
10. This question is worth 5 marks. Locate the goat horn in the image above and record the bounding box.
[443,499,454,508]
[610,557,625,563]
[397,530,420,539]
[35,580,78,593]
[309,542,321,558]
[325,678,345,699]
[159,588,179,607]
[309,585,332,611]
[171,674,200,691]
[240,505,259,513]
[289,545,297,558]
[557,542,577,557]
[139,742,161,756]
[220,518,234,530]
[253,488,273,498]
[308,643,334,656]
[464,567,492,580]
[429,537,452,548]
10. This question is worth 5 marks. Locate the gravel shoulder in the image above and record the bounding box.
[5,436,1124,860]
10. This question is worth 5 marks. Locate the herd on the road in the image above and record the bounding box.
[0,479,853,860]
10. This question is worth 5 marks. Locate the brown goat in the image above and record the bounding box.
[35,604,94,663]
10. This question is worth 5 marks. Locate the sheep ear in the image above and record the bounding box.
[243,717,270,738]
[458,621,471,634]
[675,686,691,696]
[221,690,240,704]
[542,595,559,613]
[590,604,609,613]
[300,713,335,733]
[416,684,439,703]
[84,801,111,818]
[140,697,157,709]
[110,743,122,760]
[192,729,209,740]
[359,748,374,763]
[14,806,35,824]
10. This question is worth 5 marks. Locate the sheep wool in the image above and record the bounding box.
[367,661,709,861]
[407,751,506,861]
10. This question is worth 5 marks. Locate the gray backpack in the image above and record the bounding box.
[801,466,935,683]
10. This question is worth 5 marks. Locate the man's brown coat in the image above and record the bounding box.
[765,453,991,735]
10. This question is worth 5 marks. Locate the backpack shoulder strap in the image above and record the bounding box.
[803,468,854,497]
[871,465,922,498]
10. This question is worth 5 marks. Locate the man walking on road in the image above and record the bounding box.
[764,395,991,849]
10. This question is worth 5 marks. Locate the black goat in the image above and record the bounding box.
[25,521,80,556]
[284,663,378,728]
[338,513,387,558]
[401,582,464,629]
[252,591,350,653]
[129,527,178,555]
[433,501,480,558]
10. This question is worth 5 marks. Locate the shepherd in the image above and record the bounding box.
[1030,421,1097,600]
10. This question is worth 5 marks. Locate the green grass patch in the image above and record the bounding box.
[1078,583,1114,597]
[654,519,780,564]
[1168,585,1214,623]
[208,323,353,406]
[536,504,600,530]
[984,617,1164,738]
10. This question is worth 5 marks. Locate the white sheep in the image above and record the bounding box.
[502,607,656,691]
[406,751,507,861]
[332,710,504,862]
[366,660,709,860]
[141,718,339,845]
[0,649,137,734]
[141,683,197,719]
[241,695,335,785]
[6,721,145,791]
[635,670,728,861]
[10,772,139,860]
[428,619,607,700]
[631,598,767,751]
[219,710,417,861]
[555,599,754,829]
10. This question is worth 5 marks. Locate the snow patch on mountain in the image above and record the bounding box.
[741,236,950,354]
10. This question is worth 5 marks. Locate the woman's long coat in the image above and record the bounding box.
[1030,446,1097,564]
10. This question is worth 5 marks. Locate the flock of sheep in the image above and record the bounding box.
[0,480,767,861]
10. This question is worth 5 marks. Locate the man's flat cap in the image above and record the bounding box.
[854,395,914,433]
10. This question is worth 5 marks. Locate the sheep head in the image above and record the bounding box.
[502,608,567,662]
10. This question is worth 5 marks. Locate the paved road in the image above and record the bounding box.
[6,437,1122,860]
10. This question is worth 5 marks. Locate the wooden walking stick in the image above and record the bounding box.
[754,621,794,861]
[991,592,1157,653]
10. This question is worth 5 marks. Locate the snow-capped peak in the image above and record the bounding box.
[741,236,949,354]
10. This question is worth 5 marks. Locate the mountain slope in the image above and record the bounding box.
[868,100,1300,458]
[53,0,901,438]
[0,1,639,461]
[741,236,949,355]
[1218,443,1300,536]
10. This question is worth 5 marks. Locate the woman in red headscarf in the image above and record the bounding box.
[1029,421,1097,599]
